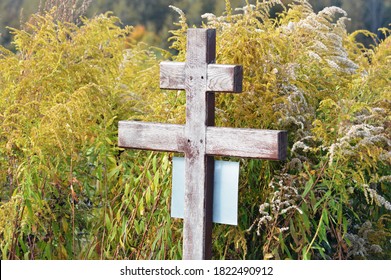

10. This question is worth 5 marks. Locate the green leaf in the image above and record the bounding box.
[302,246,311,260]
[322,208,330,228]
[105,213,112,231]
[146,187,151,205]
[302,177,314,197]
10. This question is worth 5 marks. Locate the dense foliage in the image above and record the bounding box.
[0,0,390,259]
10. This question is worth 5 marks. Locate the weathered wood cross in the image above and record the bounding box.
[118,28,287,260]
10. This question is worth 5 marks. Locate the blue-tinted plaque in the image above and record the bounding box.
[171,157,239,225]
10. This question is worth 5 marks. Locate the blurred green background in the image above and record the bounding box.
[1,0,391,50]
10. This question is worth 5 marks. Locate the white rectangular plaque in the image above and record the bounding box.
[171,157,239,225]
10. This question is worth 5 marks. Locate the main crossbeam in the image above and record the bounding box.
[118,121,287,160]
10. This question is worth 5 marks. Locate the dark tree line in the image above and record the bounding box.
[1,0,390,49]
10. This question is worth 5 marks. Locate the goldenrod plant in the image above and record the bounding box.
[0,0,389,259]
[0,10,177,259]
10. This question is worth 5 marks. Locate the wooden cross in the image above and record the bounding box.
[118,28,287,260]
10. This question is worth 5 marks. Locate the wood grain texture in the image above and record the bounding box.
[207,64,243,93]
[160,61,185,90]
[160,62,243,93]
[118,121,184,153]
[206,127,288,160]
[118,122,287,160]
[182,28,215,260]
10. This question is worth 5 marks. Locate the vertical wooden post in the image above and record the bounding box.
[183,29,215,260]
